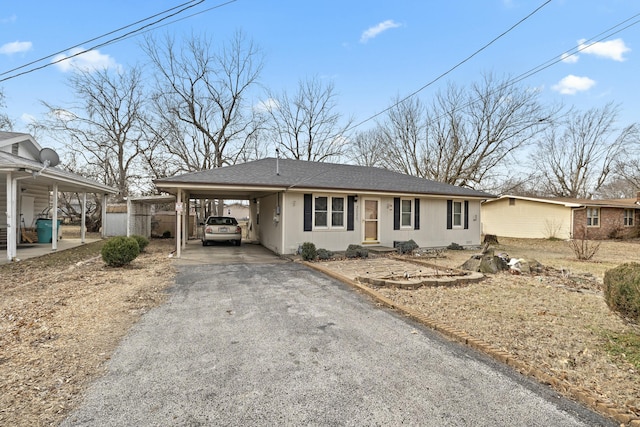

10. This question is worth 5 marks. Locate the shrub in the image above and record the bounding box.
[345,244,368,259]
[603,262,640,324]
[397,239,419,255]
[300,242,317,261]
[447,242,464,250]
[569,226,600,260]
[317,248,334,260]
[162,230,172,238]
[130,234,150,252]
[101,236,140,267]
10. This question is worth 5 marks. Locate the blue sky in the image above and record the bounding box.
[1,0,639,145]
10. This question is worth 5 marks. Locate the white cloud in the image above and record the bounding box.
[254,98,279,113]
[560,52,579,64]
[52,47,118,72]
[552,74,595,95]
[577,38,630,61]
[1,14,17,24]
[360,20,402,43]
[0,40,32,54]
[20,113,36,124]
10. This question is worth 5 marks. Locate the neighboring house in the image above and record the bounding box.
[482,195,640,240]
[0,131,118,261]
[154,158,495,256]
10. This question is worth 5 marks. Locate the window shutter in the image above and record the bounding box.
[303,194,312,231]
[393,197,400,230]
[414,198,420,230]
[347,196,355,231]
[446,200,452,229]
[464,200,469,229]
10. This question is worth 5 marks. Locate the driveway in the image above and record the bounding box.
[63,245,613,426]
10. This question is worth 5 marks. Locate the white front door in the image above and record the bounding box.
[363,199,379,242]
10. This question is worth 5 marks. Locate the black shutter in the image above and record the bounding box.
[303,194,312,231]
[464,200,469,229]
[393,197,400,230]
[414,198,420,230]
[446,200,452,230]
[347,196,355,231]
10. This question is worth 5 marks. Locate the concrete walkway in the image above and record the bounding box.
[61,248,613,426]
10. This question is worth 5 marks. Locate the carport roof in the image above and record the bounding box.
[154,158,495,199]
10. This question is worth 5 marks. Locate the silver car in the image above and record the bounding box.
[201,216,242,246]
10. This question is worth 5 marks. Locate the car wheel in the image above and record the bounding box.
[202,240,207,246]
[235,240,241,246]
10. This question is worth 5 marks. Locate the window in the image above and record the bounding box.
[624,209,634,227]
[586,207,599,227]
[509,198,515,206]
[453,201,463,227]
[401,199,412,227]
[313,196,345,229]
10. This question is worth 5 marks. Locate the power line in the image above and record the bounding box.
[0,0,202,77]
[0,0,237,83]
[344,0,553,132]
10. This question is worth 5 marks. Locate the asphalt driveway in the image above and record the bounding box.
[63,246,613,426]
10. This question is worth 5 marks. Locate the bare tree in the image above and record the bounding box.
[0,88,12,131]
[532,103,638,198]
[142,30,264,173]
[348,127,386,167]
[43,65,151,199]
[264,76,353,162]
[377,73,552,188]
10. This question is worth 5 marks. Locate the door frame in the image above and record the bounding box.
[362,198,380,243]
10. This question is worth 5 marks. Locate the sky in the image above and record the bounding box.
[1,0,639,151]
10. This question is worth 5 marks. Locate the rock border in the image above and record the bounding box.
[302,260,640,426]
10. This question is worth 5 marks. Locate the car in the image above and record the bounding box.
[201,216,242,246]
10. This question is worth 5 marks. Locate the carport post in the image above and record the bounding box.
[52,183,58,251]
[80,192,86,243]
[176,189,182,258]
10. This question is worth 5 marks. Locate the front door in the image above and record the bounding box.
[363,199,379,242]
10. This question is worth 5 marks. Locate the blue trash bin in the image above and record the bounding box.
[36,219,62,243]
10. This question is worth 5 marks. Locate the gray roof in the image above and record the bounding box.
[155,158,495,199]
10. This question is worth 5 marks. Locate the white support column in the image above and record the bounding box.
[101,194,107,238]
[182,192,189,247]
[52,183,58,251]
[81,192,87,243]
[126,197,132,237]
[6,172,15,262]
[176,189,182,258]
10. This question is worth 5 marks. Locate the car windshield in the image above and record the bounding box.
[206,217,238,226]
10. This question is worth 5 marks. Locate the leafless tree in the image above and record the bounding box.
[264,76,353,162]
[348,127,386,167]
[0,88,12,130]
[531,103,638,198]
[377,73,552,188]
[142,30,264,173]
[43,65,151,199]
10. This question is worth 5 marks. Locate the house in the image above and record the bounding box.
[0,131,118,262]
[481,195,640,240]
[154,158,495,256]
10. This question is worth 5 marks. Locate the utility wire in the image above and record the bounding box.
[344,0,553,133]
[0,0,201,77]
[0,0,237,83]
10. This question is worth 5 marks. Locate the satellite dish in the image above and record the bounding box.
[39,148,60,167]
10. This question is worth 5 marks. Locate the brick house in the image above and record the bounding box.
[482,195,640,240]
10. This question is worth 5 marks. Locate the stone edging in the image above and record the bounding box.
[302,260,640,426]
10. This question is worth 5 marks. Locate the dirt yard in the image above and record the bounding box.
[1,233,639,425]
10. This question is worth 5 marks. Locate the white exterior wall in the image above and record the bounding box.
[275,192,483,255]
[258,193,284,254]
[482,198,572,239]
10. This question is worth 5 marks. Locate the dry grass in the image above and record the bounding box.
[371,237,640,421]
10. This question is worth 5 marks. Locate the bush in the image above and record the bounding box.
[397,239,419,255]
[345,244,368,259]
[101,236,140,267]
[447,242,464,250]
[300,242,317,261]
[130,234,150,252]
[604,262,640,324]
[162,230,172,238]
[317,248,334,260]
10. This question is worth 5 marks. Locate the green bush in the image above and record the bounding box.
[345,244,368,259]
[447,242,464,250]
[101,236,140,267]
[397,239,419,255]
[300,242,317,261]
[130,234,150,252]
[603,262,640,324]
[317,248,334,260]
